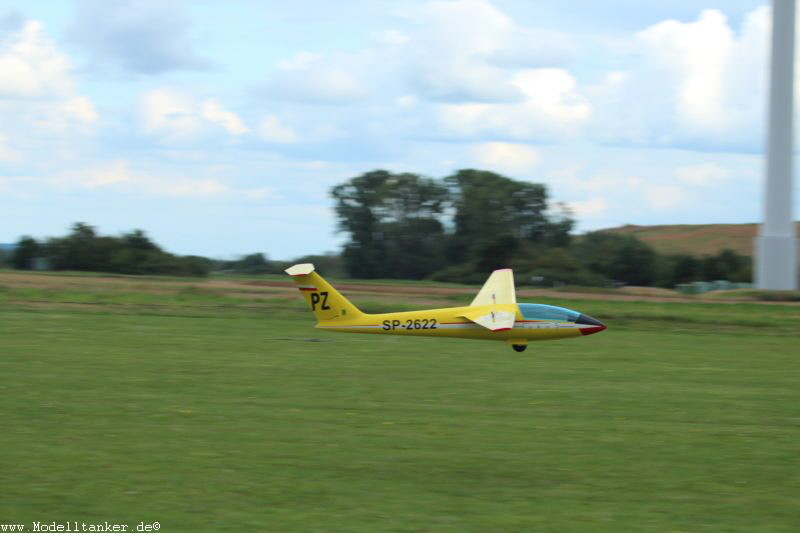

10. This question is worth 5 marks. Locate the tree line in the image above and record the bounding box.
[8,223,212,276]
[331,169,572,281]
[331,169,751,287]
[1,169,752,287]
[2,223,343,279]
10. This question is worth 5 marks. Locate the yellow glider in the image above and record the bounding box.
[285,263,606,352]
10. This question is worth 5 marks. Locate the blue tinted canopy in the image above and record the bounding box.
[518,303,581,322]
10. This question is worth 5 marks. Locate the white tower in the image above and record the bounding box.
[756,0,799,290]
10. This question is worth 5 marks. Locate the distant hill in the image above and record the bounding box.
[599,223,800,257]
[0,243,16,251]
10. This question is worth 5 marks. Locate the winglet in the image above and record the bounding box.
[285,263,315,276]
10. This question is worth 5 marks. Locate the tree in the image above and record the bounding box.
[655,254,699,287]
[11,236,40,270]
[331,168,575,281]
[445,169,553,264]
[286,253,344,277]
[654,249,751,288]
[704,248,750,282]
[16,223,210,277]
[121,229,161,252]
[542,202,575,247]
[331,170,391,278]
[512,247,604,286]
[441,170,574,279]
[47,222,113,271]
[332,170,449,278]
[226,253,273,274]
[574,232,657,286]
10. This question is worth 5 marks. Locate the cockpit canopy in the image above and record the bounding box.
[518,303,581,322]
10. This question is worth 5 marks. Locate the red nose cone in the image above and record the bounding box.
[576,314,606,336]
[579,324,607,336]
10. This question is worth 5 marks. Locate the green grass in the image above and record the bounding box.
[1,278,799,532]
[708,289,800,302]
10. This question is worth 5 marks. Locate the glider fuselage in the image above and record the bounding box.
[316,305,590,342]
[285,263,605,351]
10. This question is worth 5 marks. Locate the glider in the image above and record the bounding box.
[286,263,606,352]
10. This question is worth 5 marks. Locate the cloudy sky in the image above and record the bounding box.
[0,0,787,259]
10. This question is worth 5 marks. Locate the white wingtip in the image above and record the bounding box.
[285,263,315,276]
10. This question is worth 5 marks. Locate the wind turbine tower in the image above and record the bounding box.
[756,0,799,290]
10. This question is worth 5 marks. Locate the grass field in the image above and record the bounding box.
[1,272,799,532]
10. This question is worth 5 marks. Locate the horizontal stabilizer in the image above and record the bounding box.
[285,263,315,276]
[460,304,517,332]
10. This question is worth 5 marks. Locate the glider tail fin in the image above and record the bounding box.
[471,268,517,307]
[285,263,365,323]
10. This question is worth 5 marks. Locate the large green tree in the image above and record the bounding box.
[444,169,572,271]
[332,170,448,278]
[331,171,391,278]
[331,168,575,280]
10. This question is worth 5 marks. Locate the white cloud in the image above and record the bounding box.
[676,163,730,186]
[0,20,72,98]
[398,0,572,102]
[376,29,409,47]
[638,10,733,131]
[587,7,769,149]
[263,0,574,109]
[544,166,645,202]
[581,172,643,192]
[257,116,298,143]
[472,142,540,174]
[0,18,98,163]
[139,88,247,142]
[243,187,273,200]
[254,4,766,153]
[395,95,417,109]
[139,88,198,140]
[437,68,590,140]
[509,68,591,128]
[60,96,98,124]
[266,53,368,104]
[401,0,519,102]
[200,100,248,135]
[56,159,132,188]
[50,159,271,199]
[569,197,608,217]
[643,185,689,210]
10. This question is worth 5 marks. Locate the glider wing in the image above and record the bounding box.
[460,304,517,332]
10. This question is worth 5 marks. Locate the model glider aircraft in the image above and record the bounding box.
[286,264,606,351]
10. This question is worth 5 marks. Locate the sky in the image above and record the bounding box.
[0,0,790,259]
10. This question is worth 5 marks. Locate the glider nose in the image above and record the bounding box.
[576,313,606,336]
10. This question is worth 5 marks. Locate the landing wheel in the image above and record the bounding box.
[512,344,527,352]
